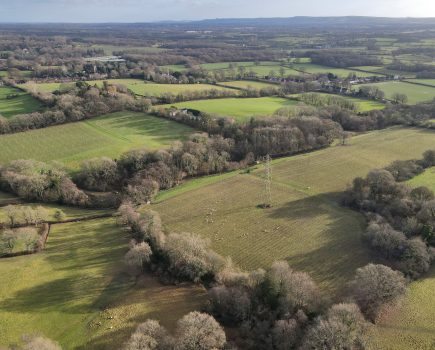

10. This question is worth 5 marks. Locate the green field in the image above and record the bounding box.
[199,61,280,70]
[160,97,299,121]
[408,167,435,192]
[20,80,234,97]
[296,92,386,112]
[0,86,44,118]
[153,127,435,296]
[407,79,435,87]
[159,64,189,72]
[197,61,299,77]
[290,63,383,78]
[371,267,435,350]
[0,218,205,349]
[0,111,194,168]
[0,204,111,225]
[219,80,280,90]
[356,81,435,104]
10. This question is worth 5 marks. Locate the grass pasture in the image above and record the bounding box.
[219,80,280,90]
[159,64,189,72]
[355,81,435,104]
[0,111,194,168]
[372,267,435,350]
[153,127,435,296]
[290,63,383,78]
[0,204,111,225]
[0,218,205,349]
[296,92,385,112]
[199,61,280,70]
[0,86,44,118]
[160,97,299,121]
[407,167,435,192]
[407,79,435,88]
[20,79,233,97]
[198,61,299,77]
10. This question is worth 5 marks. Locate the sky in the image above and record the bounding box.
[1,0,435,23]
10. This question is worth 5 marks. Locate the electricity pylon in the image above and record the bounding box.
[261,154,272,208]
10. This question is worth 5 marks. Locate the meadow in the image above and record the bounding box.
[0,86,44,118]
[160,97,300,121]
[196,61,299,77]
[218,80,280,90]
[407,167,435,192]
[0,111,194,168]
[296,92,386,112]
[407,79,435,88]
[371,267,435,350]
[159,64,190,72]
[290,63,384,78]
[20,80,234,97]
[0,204,111,225]
[153,127,435,296]
[356,81,435,104]
[0,218,205,349]
[199,61,281,70]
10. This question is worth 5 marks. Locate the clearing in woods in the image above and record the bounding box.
[0,111,194,169]
[0,218,206,349]
[159,97,300,121]
[153,127,435,296]
[0,85,44,118]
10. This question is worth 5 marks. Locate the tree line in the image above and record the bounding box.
[343,150,435,278]
[118,204,409,349]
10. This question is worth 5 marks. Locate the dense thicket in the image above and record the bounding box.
[343,150,435,277]
[0,80,151,135]
[0,160,89,206]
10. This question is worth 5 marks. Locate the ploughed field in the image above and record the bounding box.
[0,111,194,169]
[160,97,300,121]
[0,218,205,349]
[153,127,435,296]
